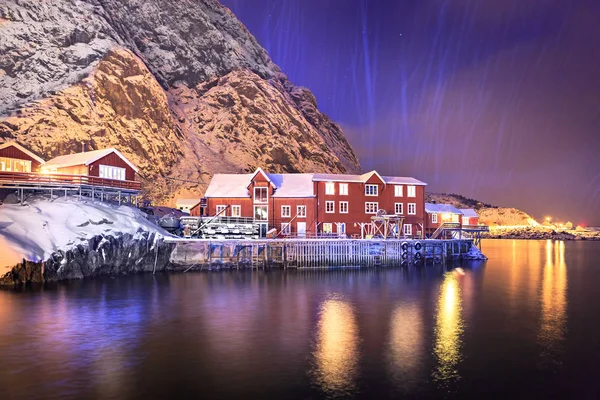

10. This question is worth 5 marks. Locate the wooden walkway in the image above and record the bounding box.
[167,238,476,269]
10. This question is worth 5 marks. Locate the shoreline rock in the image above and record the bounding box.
[482,227,600,241]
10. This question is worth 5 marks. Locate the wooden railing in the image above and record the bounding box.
[432,222,461,239]
[0,171,141,190]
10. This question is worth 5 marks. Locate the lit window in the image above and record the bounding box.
[394,203,403,215]
[394,185,403,197]
[325,201,335,213]
[365,202,378,214]
[99,164,126,181]
[339,183,348,195]
[407,185,416,197]
[462,216,469,225]
[408,203,416,215]
[281,205,291,218]
[403,224,412,236]
[323,223,333,233]
[432,213,438,223]
[231,205,241,217]
[339,201,348,213]
[365,184,378,196]
[325,182,335,195]
[254,205,268,221]
[216,205,227,216]
[281,223,291,235]
[297,205,306,218]
[254,187,268,203]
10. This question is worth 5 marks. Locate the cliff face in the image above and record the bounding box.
[0,0,360,203]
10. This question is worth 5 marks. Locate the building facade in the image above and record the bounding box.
[200,168,427,238]
[424,203,464,237]
[42,148,138,182]
[0,142,45,173]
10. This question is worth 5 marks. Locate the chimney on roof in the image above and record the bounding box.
[81,142,86,152]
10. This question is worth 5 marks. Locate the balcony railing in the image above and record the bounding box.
[0,171,141,190]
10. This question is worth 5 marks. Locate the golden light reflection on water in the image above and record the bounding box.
[313,297,359,395]
[539,240,567,363]
[433,272,464,383]
[388,304,423,387]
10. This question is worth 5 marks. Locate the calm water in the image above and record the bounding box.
[1,239,600,399]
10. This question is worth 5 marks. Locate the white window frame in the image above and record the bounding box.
[407,185,416,198]
[462,216,469,225]
[297,205,306,218]
[99,164,126,181]
[394,203,403,215]
[394,185,403,197]
[231,205,241,217]
[403,224,412,236]
[339,201,348,214]
[254,186,268,203]
[325,182,335,195]
[338,222,346,234]
[216,205,227,216]
[432,213,438,223]
[281,205,291,218]
[365,184,378,196]
[339,183,348,196]
[365,202,378,214]
[280,223,291,235]
[325,201,335,213]
[254,205,268,221]
[408,203,417,215]
[323,223,333,233]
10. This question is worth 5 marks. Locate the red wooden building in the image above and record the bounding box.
[0,142,45,173]
[459,208,479,226]
[197,168,427,238]
[42,148,138,182]
[424,203,464,237]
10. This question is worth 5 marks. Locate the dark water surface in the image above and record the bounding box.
[1,239,600,399]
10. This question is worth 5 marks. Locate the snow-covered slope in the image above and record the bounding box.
[0,196,169,274]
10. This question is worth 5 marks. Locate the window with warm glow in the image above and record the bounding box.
[281,205,291,218]
[408,203,416,215]
[339,183,348,195]
[394,185,403,197]
[365,184,378,196]
[365,202,378,214]
[340,201,348,213]
[407,185,416,197]
[216,205,227,216]
[323,223,333,233]
[326,201,335,213]
[325,182,335,195]
[231,205,241,217]
[254,187,268,203]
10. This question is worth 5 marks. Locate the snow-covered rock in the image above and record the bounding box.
[0,196,175,284]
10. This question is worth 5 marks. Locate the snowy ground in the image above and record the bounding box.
[0,195,169,274]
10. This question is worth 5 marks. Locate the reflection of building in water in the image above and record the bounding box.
[433,273,464,383]
[388,304,424,388]
[313,298,359,395]
[539,240,567,363]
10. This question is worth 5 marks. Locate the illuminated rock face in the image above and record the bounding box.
[0,0,360,204]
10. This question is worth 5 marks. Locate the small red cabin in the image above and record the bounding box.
[0,142,45,173]
[42,148,138,182]
[459,209,479,226]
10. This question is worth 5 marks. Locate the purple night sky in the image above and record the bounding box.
[221,0,600,226]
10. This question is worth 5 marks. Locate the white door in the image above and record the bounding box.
[297,222,306,238]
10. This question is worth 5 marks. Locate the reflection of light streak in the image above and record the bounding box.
[539,240,567,363]
[388,304,423,388]
[314,298,358,395]
[433,273,464,383]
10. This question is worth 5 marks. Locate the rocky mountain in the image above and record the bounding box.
[0,0,360,203]
[427,192,538,226]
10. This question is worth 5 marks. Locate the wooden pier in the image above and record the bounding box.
[166,238,478,270]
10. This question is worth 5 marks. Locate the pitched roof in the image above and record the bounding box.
[204,172,316,198]
[459,208,479,218]
[44,148,138,172]
[176,198,202,207]
[425,203,463,214]
[0,141,46,164]
[313,172,427,185]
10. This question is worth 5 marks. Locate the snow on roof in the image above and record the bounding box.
[204,173,253,198]
[0,141,46,164]
[313,172,427,185]
[268,173,315,197]
[44,148,139,172]
[204,172,315,198]
[175,198,202,207]
[459,208,479,218]
[425,203,464,214]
